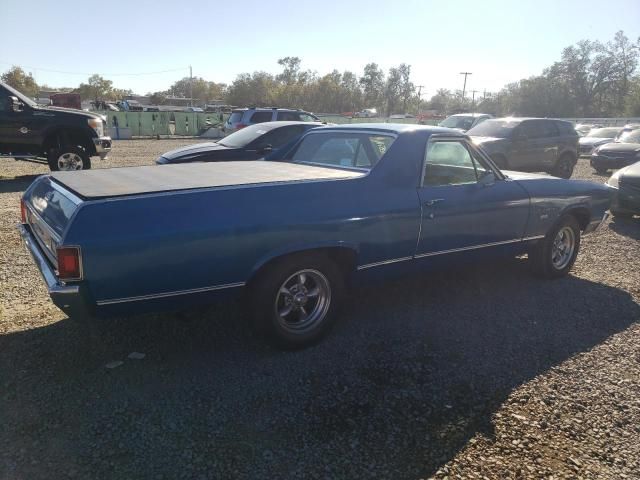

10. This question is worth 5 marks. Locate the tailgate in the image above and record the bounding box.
[23,176,82,263]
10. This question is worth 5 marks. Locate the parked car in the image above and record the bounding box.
[574,123,604,137]
[224,107,320,134]
[156,121,323,164]
[606,160,640,218]
[0,81,111,171]
[438,113,493,132]
[590,129,640,173]
[578,127,622,157]
[354,108,377,118]
[19,124,610,348]
[468,117,579,178]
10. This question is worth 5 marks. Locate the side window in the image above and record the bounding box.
[423,141,479,186]
[0,89,10,112]
[249,111,273,123]
[257,126,306,148]
[299,113,316,122]
[519,121,545,139]
[276,111,301,121]
[543,121,559,137]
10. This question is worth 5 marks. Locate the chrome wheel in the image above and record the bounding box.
[551,226,575,270]
[57,152,84,171]
[275,269,331,334]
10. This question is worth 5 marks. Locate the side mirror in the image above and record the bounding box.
[478,171,496,187]
[9,96,23,112]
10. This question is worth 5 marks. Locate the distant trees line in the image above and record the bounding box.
[2,31,639,117]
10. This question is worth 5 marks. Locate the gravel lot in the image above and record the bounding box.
[1,140,639,480]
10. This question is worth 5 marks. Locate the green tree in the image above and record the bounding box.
[1,66,39,97]
[359,63,385,110]
[75,74,114,101]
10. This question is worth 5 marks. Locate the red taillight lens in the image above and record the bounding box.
[57,247,82,281]
[236,123,246,130]
[20,199,27,224]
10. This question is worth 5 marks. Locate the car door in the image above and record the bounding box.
[511,120,555,170]
[415,137,530,257]
[0,102,41,153]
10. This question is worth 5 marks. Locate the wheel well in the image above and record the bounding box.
[43,128,95,156]
[559,150,576,162]
[247,247,358,287]
[565,208,590,231]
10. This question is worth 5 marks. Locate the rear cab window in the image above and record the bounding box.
[289,132,396,170]
[227,111,244,124]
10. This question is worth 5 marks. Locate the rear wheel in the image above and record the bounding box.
[551,153,575,178]
[48,145,91,171]
[529,215,581,278]
[249,253,345,349]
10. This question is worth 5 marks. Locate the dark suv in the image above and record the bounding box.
[224,107,320,134]
[0,82,111,171]
[467,118,579,178]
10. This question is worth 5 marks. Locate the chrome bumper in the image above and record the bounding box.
[93,136,112,159]
[18,223,86,315]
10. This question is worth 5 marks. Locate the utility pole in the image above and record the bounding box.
[483,89,487,100]
[189,65,193,107]
[471,90,480,108]
[416,85,424,112]
[459,72,472,100]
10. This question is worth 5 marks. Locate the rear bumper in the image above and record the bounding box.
[590,155,636,170]
[18,223,89,317]
[93,136,112,159]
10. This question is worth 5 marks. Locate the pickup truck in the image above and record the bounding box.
[0,81,111,171]
[19,124,610,349]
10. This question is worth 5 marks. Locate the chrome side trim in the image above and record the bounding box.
[96,282,246,306]
[414,238,527,259]
[356,256,413,271]
[523,235,545,241]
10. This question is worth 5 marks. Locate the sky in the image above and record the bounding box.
[1,0,639,99]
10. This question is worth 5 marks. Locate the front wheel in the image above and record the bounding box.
[248,253,345,349]
[529,216,581,278]
[551,154,575,179]
[48,145,91,171]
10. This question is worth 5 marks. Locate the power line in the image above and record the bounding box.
[0,61,189,77]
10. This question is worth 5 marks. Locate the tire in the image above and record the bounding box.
[48,145,91,171]
[490,154,508,170]
[248,253,345,349]
[529,215,581,278]
[551,153,575,179]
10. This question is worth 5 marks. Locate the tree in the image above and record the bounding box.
[359,63,385,110]
[1,66,39,97]
[75,74,114,102]
[166,76,225,104]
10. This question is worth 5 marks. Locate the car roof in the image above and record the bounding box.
[240,121,325,131]
[449,113,491,118]
[232,107,312,113]
[311,123,466,136]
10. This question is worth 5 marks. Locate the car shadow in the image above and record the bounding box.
[0,174,40,194]
[608,215,640,240]
[1,259,638,479]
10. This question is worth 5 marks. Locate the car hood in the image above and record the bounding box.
[36,105,103,121]
[471,136,506,145]
[595,142,640,153]
[618,160,640,186]
[579,137,612,146]
[159,142,232,161]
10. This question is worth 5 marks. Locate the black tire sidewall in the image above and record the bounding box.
[47,145,91,171]
[249,253,345,349]
[531,216,581,278]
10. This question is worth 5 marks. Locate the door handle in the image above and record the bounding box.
[423,198,445,207]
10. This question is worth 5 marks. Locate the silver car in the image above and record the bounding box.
[224,107,321,134]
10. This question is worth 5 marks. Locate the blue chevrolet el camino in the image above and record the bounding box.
[19,124,611,348]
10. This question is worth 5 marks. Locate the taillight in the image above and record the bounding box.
[236,123,246,130]
[56,246,82,281]
[20,199,27,224]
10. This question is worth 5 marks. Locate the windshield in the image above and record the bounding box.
[439,115,475,130]
[218,123,270,148]
[586,128,620,138]
[619,130,640,143]
[467,119,519,138]
[2,82,38,108]
[289,131,395,171]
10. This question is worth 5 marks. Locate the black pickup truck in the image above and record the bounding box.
[0,82,111,171]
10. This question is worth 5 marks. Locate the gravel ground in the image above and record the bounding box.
[1,141,639,480]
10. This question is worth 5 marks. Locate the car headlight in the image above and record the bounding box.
[87,118,104,137]
[607,170,623,188]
